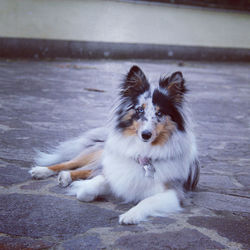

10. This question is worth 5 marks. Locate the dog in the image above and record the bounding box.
[29,65,199,224]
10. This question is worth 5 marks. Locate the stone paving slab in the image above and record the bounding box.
[0,59,249,249]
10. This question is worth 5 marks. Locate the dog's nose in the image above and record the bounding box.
[141,130,152,141]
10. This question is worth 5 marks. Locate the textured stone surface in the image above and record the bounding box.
[0,59,249,249]
[0,236,55,250]
[114,228,225,249]
[0,165,31,186]
[61,234,103,250]
[188,212,250,248]
[193,192,250,213]
[20,179,52,190]
[0,194,118,239]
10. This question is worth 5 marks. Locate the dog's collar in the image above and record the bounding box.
[136,156,155,178]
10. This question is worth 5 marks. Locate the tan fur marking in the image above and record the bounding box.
[152,116,176,146]
[121,109,135,122]
[70,169,92,181]
[48,149,103,172]
[123,120,140,136]
[48,161,79,172]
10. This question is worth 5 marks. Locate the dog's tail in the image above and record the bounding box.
[183,159,200,191]
[35,127,107,166]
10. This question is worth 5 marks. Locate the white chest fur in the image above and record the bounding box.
[102,152,165,203]
[102,131,195,203]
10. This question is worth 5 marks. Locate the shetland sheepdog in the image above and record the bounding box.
[29,65,199,224]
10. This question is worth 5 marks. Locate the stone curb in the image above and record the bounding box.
[1,37,250,61]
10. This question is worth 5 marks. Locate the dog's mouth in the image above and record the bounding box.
[141,138,153,143]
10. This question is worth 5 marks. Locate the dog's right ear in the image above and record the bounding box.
[121,65,150,98]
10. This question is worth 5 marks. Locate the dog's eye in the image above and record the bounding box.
[156,111,163,118]
[136,106,144,114]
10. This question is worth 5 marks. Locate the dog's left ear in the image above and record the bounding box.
[159,71,187,104]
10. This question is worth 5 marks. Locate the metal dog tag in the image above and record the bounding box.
[143,164,155,178]
[137,156,155,178]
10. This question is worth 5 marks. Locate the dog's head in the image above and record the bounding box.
[116,65,187,145]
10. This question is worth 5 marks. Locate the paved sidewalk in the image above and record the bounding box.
[0,59,249,249]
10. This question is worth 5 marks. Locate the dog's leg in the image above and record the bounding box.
[29,149,102,179]
[68,175,109,202]
[58,169,92,187]
[119,190,181,224]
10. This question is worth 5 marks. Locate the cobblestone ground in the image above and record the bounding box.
[0,59,249,249]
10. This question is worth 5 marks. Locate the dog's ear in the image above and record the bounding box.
[121,65,150,98]
[159,71,187,104]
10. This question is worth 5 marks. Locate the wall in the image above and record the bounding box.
[1,0,250,49]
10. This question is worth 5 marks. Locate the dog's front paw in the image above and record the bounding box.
[76,186,96,202]
[58,171,72,187]
[119,209,144,225]
[29,166,55,179]
[68,181,96,202]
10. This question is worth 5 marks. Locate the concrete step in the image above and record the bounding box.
[0,0,250,60]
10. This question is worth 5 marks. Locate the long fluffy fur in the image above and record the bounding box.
[35,127,107,166]
[30,65,199,224]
